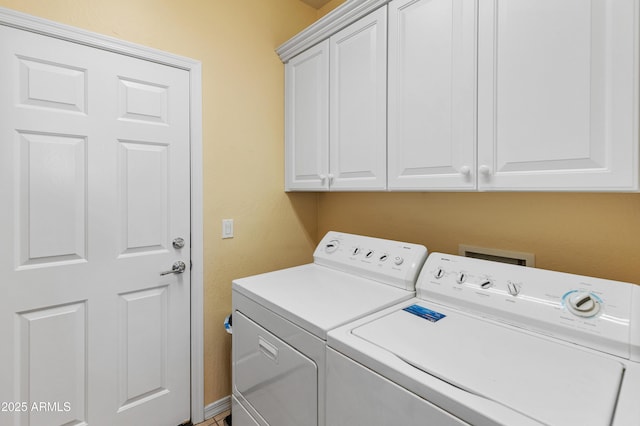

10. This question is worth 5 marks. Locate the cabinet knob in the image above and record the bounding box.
[460,166,471,176]
[479,165,492,176]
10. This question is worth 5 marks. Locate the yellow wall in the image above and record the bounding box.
[0,0,319,407]
[318,0,346,18]
[319,192,640,283]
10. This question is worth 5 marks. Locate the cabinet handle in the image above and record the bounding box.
[460,166,471,176]
[320,174,327,183]
[328,173,335,184]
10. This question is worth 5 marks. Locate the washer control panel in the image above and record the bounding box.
[418,253,640,360]
[313,232,428,291]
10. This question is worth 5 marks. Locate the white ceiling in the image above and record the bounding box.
[301,0,333,9]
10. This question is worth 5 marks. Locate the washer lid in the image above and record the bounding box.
[352,303,624,426]
[233,264,414,339]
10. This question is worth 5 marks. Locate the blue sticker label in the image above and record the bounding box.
[403,304,446,323]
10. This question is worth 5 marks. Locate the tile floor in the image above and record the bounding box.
[195,410,231,426]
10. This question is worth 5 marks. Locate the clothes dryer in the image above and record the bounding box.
[232,231,428,426]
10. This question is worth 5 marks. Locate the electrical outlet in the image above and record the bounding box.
[222,219,234,239]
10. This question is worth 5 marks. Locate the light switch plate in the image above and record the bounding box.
[222,219,234,239]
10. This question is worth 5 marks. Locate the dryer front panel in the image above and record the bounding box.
[234,311,317,426]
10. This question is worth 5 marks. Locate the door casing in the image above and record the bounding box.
[0,7,205,424]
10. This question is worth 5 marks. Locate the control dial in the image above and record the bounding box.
[479,279,493,289]
[565,291,601,318]
[325,240,339,254]
[507,281,521,296]
[433,267,445,279]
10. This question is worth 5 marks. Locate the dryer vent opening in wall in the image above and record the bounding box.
[458,244,535,267]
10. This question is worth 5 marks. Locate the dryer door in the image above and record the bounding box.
[234,312,317,426]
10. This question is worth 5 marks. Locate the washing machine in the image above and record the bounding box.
[231,231,428,426]
[326,252,640,426]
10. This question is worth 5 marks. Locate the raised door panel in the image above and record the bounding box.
[15,303,88,426]
[117,141,169,255]
[478,0,639,191]
[117,287,170,411]
[284,40,329,191]
[388,0,477,191]
[329,7,388,191]
[17,132,87,266]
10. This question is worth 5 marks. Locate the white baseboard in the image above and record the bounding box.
[204,395,231,420]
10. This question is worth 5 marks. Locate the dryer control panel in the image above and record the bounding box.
[417,253,640,361]
[313,232,428,291]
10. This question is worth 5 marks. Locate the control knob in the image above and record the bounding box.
[479,279,493,289]
[507,281,521,296]
[433,267,445,279]
[565,291,601,318]
[394,256,404,266]
[325,240,339,254]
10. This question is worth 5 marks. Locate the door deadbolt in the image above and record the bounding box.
[172,237,185,249]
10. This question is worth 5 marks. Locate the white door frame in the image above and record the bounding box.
[0,7,205,424]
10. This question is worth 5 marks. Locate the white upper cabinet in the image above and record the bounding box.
[329,6,388,191]
[280,0,639,192]
[388,0,477,190]
[284,40,329,191]
[477,0,639,191]
[284,6,387,191]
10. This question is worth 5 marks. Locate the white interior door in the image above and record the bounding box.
[0,24,191,426]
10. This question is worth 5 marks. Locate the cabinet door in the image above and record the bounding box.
[329,7,388,191]
[284,40,329,191]
[388,0,477,191]
[478,0,639,191]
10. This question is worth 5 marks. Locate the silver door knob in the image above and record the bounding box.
[160,261,186,275]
